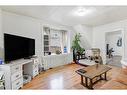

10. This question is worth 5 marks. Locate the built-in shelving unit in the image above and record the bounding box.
[44,35,49,52]
[42,27,73,70]
[43,27,50,55]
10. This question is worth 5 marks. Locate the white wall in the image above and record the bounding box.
[1,10,74,65]
[92,20,127,64]
[106,31,122,56]
[0,9,3,59]
[2,11,42,64]
[73,24,93,50]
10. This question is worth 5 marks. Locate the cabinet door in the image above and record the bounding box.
[50,56,56,68]
[50,55,63,68]
[33,68,39,77]
[12,77,23,90]
[66,53,73,64]
[11,71,22,82]
[43,56,51,69]
[62,54,67,65]
[11,65,22,74]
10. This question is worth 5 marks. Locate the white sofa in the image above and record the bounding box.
[78,59,95,66]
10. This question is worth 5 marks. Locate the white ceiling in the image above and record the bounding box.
[1,6,127,27]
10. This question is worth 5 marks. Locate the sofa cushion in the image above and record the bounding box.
[100,80,127,89]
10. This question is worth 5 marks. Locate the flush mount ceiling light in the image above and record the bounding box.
[74,7,93,16]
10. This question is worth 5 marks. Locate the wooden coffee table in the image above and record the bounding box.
[76,64,112,89]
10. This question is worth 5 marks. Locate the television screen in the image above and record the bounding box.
[4,33,35,62]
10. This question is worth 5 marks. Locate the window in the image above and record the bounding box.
[43,27,68,55]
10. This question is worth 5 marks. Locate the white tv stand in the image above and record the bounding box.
[0,57,39,89]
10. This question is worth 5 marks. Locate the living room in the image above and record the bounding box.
[0,5,127,91]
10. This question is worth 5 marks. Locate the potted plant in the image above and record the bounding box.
[71,33,85,61]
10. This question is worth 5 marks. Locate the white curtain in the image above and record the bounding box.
[46,28,67,53]
[61,30,67,53]
[50,29,62,47]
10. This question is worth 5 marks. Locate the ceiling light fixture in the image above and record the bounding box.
[74,7,93,16]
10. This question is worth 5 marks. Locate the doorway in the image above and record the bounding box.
[105,30,122,67]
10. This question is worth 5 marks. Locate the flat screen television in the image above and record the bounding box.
[4,33,35,62]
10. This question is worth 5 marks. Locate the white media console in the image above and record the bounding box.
[0,57,39,89]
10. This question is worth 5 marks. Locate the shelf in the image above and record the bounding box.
[44,45,49,46]
[44,39,49,41]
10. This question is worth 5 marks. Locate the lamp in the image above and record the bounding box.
[74,7,93,16]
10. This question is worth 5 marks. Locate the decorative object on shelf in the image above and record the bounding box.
[63,46,67,53]
[0,59,3,65]
[117,37,122,47]
[55,50,61,54]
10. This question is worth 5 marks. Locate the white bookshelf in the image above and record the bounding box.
[43,27,50,55]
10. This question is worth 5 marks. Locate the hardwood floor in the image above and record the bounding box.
[106,56,122,67]
[22,63,121,90]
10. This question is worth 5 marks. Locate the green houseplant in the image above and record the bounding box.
[72,33,85,54]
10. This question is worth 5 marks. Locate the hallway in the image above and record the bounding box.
[106,56,122,67]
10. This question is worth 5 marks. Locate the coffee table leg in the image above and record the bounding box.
[81,75,83,84]
[100,74,103,80]
[89,79,93,89]
[85,77,88,87]
[104,72,107,80]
